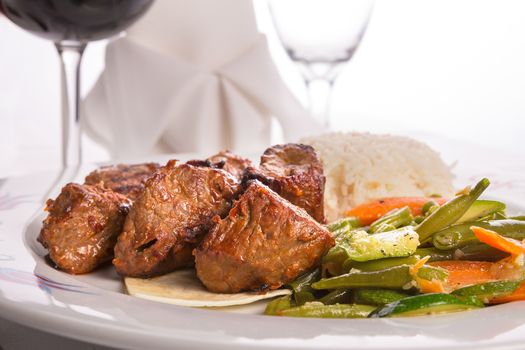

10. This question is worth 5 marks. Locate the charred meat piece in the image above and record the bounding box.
[187,150,253,181]
[244,143,326,223]
[113,160,239,278]
[206,150,253,181]
[38,183,131,274]
[195,181,334,293]
[84,163,160,201]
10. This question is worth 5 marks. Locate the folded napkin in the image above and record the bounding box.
[82,0,323,159]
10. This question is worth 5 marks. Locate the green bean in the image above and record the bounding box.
[414,216,426,224]
[293,291,316,305]
[369,206,414,233]
[491,211,508,220]
[354,289,410,306]
[343,252,450,272]
[432,219,525,250]
[455,243,508,261]
[415,247,454,261]
[289,268,321,306]
[422,200,439,216]
[343,256,420,272]
[264,295,293,315]
[416,245,508,262]
[290,269,321,290]
[312,265,414,290]
[279,302,376,318]
[327,216,362,237]
[416,178,490,243]
[319,289,353,305]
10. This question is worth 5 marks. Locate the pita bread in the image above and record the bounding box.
[125,269,291,307]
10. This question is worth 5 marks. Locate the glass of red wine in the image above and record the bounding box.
[0,0,154,167]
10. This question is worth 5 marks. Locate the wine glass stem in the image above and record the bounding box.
[55,41,86,168]
[305,78,334,129]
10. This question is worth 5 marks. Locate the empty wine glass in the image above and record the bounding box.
[0,0,154,167]
[268,0,374,128]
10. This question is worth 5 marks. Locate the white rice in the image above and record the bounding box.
[300,132,454,222]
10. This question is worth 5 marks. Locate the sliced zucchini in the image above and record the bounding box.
[451,280,521,303]
[369,293,483,318]
[325,227,419,264]
[279,302,376,318]
[457,200,506,224]
[354,289,410,306]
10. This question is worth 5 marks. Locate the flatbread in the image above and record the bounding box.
[125,269,291,307]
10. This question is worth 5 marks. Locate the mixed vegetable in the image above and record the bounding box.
[265,178,525,318]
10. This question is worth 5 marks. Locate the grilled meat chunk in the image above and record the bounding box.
[113,160,239,278]
[195,181,334,293]
[84,163,160,201]
[38,183,131,274]
[244,143,326,222]
[207,150,253,181]
[187,150,253,181]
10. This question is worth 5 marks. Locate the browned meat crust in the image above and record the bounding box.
[195,181,334,293]
[113,160,239,278]
[187,150,253,181]
[244,144,326,223]
[84,163,160,201]
[38,183,131,274]
[206,150,253,181]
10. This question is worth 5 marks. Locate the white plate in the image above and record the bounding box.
[2,155,525,350]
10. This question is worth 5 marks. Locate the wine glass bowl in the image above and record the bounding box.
[0,0,154,42]
[0,0,154,167]
[268,0,374,127]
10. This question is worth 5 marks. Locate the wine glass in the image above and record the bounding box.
[268,0,374,128]
[0,0,154,167]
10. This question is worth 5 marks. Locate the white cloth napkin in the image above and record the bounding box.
[82,0,322,159]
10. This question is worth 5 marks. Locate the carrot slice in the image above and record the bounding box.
[471,226,525,256]
[345,197,447,225]
[409,256,430,276]
[491,280,525,304]
[409,256,446,293]
[418,278,446,293]
[429,260,495,289]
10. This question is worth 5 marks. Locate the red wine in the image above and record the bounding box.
[0,0,154,42]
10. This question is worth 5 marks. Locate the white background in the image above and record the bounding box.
[1,0,525,177]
